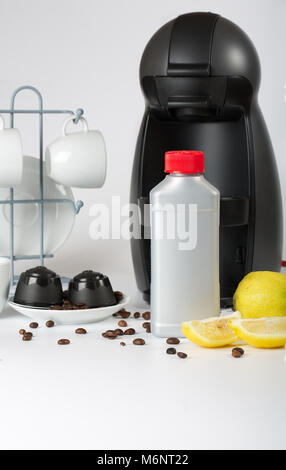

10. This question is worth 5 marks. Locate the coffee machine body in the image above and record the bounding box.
[130,12,283,306]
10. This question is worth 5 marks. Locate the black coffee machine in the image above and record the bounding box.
[130,12,283,307]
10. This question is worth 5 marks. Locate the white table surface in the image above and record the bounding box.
[0,303,285,450]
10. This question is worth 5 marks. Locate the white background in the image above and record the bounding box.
[0,0,285,451]
[0,0,285,303]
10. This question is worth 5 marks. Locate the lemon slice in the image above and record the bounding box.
[229,317,286,348]
[182,312,241,348]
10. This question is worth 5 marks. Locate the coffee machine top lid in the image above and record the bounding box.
[140,12,260,92]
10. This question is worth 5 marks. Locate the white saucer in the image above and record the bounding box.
[0,156,75,256]
[8,295,130,325]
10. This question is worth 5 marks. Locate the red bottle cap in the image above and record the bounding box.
[165,150,204,174]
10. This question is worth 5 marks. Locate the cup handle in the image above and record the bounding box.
[62,115,89,137]
[0,114,5,131]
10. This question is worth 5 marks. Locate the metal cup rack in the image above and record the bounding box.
[0,85,84,287]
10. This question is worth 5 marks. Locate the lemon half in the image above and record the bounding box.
[229,317,286,348]
[182,312,241,348]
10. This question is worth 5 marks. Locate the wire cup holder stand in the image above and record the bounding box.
[0,85,84,287]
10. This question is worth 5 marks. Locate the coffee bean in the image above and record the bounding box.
[64,304,72,310]
[52,305,63,310]
[102,330,110,337]
[115,328,124,336]
[177,352,187,359]
[120,311,131,319]
[118,320,127,327]
[29,322,38,329]
[134,312,140,318]
[102,330,118,339]
[19,329,26,335]
[113,308,130,318]
[24,331,33,337]
[22,335,32,341]
[142,311,150,320]
[124,328,136,335]
[232,347,244,358]
[142,322,150,329]
[46,320,55,328]
[133,338,145,345]
[166,337,180,345]
[75,328,87,334]
[166,347,176,355]
[146,324,151,333]
[120,341,126,347]
[114,291,123,302]
[58,339,70,345]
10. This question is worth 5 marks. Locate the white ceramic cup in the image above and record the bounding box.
[45,116,107,188]
[0,258,10,314]
[0,114,23,187]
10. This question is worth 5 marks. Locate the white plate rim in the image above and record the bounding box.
[8,294,130,324]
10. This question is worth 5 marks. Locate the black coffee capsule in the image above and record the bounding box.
[68,270,117,308]
[14,266,63,307]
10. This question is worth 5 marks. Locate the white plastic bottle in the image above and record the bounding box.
[150,150,220,337]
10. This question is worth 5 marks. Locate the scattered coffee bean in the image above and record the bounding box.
[166,337,180,345]
[102,330,111,337]
[166,347,176,355]
[142,322,150,329]
[64,304,72,310]
[145,324,151,333]
[177,352,187,359]
[104,330,116,337]
[134,312,140,318]
[115,328,124,336]
[232,347,244,358]
[120,311,131,319]
[114,291,123,302]
[133,338,145,345]
[58,339,70,345]
[19,329,26,335]
[142,311,150,320]
[23,331,33,338]
[124,328,136,335]
[118,320,127,327]
[120,341,126,347]
[29,322,38,329]
[22,335,32,341]
[51,301,89,310]
[75,328,87,334]
[113,308,130,318]
[46,320,55,328]
[102,330,118,339]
